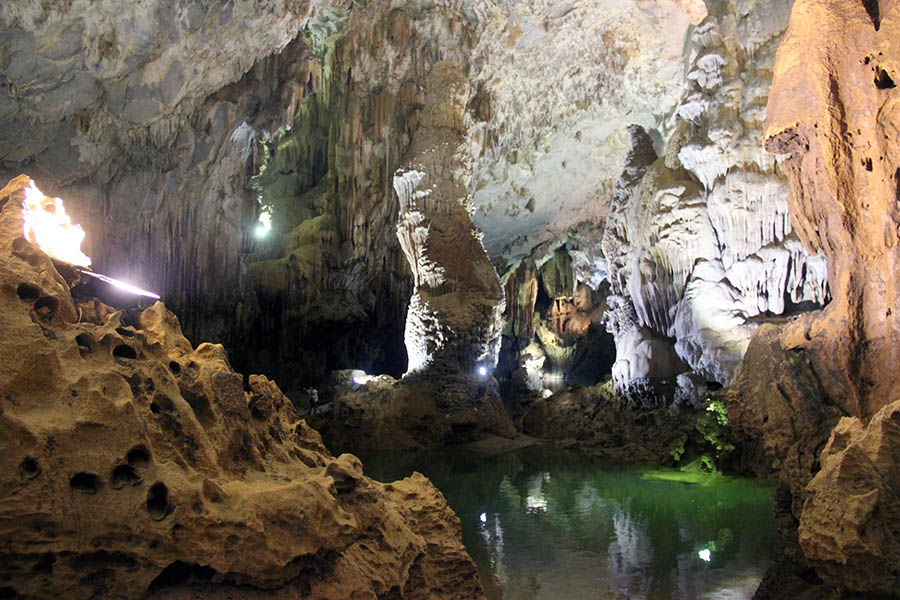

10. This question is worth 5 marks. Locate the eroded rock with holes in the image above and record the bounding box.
[0,175,485,599]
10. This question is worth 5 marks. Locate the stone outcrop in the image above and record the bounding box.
[323,372,516,453]
[799,401,900,596]
[0,175,485,599]
[725,325,842,514]
[765,0,900,422]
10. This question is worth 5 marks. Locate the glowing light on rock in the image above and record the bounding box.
[698,548,711,562]
[255,210,272,237]
[22,180,91,267]
[352,372,375,385]
[524,493,548,511]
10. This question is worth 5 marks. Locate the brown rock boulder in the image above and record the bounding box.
[0,175,485,599]
[324,372,516,453]
[799,401,900,596]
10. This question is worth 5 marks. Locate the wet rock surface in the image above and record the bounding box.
[0,175,485,600]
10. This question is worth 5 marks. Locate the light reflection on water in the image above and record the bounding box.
[360,446,777,600]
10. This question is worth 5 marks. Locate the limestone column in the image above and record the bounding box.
[393,61,504,377]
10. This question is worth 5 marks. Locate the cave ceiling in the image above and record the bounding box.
[461,0,707,264]
[1,0,711,268]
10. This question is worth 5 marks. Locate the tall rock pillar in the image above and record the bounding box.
[393,61,504,377]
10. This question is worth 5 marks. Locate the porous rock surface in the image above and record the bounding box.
[0,175,485,600]
[799,401,900,597]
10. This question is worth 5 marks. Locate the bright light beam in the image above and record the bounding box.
[76,269,160,299]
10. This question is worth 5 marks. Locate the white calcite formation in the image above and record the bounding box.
[393,61,504,375]
[603,1,829,395]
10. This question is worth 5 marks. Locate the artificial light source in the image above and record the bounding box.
[698,548,711,562]
[352,371,375,385]
[76,269,160,300]
[255,210,272,238]
[20,178,161,300]
[479,512,487,524]
[22,180,91,267]
[477,366,488,378]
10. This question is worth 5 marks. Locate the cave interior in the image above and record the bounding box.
[1,0,899,598]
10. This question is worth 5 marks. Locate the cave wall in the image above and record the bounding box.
[495,0,831,400]
[0,1,486,399]
[725,0,900,595]
[240,3,483,396]
[0,0,848,410]
[0,0,320,339]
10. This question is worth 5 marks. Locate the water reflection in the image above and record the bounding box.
[361,446,776,600]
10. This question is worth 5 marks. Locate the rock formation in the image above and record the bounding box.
[464,0,707,261]
[323,370,515,453]
[240,3,482,395]
[393,60,503,377]
[0,0,831,405]
[0,0,721,400]
[602,1,829,398]
[726,0,900,596]
[0,0,320,343]
[799,401,900,597]
[0,175,485,599]
[765,0,900,422]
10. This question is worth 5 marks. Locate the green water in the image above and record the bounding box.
[361,445,777,600]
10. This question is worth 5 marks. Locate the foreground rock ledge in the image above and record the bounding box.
[0,175,485,599]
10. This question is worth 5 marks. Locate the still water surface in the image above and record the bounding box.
[361,445,777,600]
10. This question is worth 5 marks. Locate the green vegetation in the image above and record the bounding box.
[666,395,736,474]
